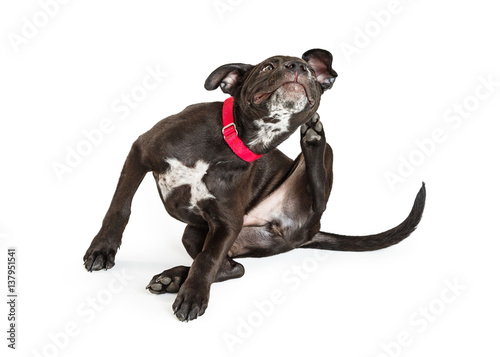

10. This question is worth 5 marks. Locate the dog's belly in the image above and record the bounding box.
[156,158,215,211]
[242,156,308,226]
[230,156,312,257]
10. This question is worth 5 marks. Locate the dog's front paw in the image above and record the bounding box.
[83,238,119,272]
[146,266,190,294]
[172,282,210,322]
[301,113,324,146]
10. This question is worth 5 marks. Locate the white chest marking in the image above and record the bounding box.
[250,86,309,149]
[250,116,290,149]
[158,158,214,208]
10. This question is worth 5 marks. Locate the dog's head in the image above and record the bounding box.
[205,49,337,153]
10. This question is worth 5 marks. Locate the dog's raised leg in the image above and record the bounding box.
[299,114,426,252]
[300,113,334,215]
[84,143,150,271]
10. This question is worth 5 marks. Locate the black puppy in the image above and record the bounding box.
[84,49,425,322]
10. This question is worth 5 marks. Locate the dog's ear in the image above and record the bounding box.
[302,49,338,91]
[204,63,254,95]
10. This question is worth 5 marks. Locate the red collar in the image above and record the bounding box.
[222,97,262,162]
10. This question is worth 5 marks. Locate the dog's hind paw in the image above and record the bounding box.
[146,266,190,294]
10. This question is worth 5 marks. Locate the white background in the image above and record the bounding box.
[1,0,499,356]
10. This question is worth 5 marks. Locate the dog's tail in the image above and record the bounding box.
[301,183,426,252]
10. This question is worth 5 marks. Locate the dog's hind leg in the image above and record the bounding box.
[146,224,245,294]
[84,141,150,271]
[300,113,334,215]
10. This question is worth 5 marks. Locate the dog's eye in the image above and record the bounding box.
[262,64,274,72]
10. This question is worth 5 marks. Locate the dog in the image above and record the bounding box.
[83,49,426,322]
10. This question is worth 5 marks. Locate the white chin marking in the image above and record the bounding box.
[250,86,308,149]
[268,85,308,115]
[158,158,214,209]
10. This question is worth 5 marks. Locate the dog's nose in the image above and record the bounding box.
[284,61,307,74]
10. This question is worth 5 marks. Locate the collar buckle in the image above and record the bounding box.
[222,122,238,137]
